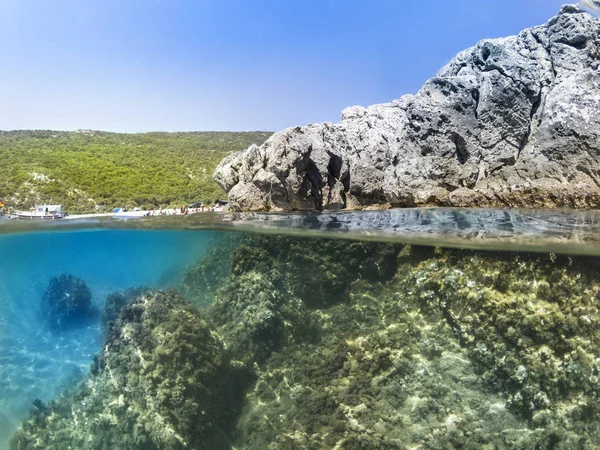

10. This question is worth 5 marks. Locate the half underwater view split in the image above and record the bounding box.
[3,0,600,449]
[1,209,600,449]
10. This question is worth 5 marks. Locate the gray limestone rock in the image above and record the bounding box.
[215,5,600,211]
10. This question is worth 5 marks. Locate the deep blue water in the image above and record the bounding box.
[0,229,216,447]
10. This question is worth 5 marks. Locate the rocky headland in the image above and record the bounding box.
[214,5,600,211]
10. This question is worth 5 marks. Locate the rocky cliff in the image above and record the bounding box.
[214,5,600,211]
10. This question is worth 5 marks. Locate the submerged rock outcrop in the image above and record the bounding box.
[215,5,600,211]
[11,235,600,449]
[41,274,93,330]
[11,290,249,450]
[100,286,150,332]
[233,244,600,449]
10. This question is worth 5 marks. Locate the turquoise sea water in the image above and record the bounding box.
[2,210,600,449]
[0,229,216,449]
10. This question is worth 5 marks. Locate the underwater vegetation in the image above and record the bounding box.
[9,234,600,449]
[41,274,94,331]
[11,290,250,450]
[100,286,150,332]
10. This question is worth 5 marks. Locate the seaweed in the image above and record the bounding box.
[12,238,600,449]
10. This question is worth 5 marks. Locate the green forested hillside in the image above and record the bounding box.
[0,130,271,213]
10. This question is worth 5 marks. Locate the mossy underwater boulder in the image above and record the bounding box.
[408,250,600,441]
[11,290,249,450]
[207,270,318,365]
[100,286,150,332]
[201,234,402,367]
[41,274,93,330]
[228,234,402,308]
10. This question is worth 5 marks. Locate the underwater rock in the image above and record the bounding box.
[184,234,401,368]
[181,233,243,309]
[207,270,317,365]
[13,235,600,449]
[407,250,600,427]
[230,242,600,449]
[184,233,402,313]
[100,286,150,332]
[41,274,93,330]
[11,290,250,450]
[215,5,600,211]
[229,235,402,308]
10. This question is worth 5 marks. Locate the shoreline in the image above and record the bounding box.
[3,208,220,221]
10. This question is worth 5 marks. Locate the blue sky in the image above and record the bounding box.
[0,0,566,132]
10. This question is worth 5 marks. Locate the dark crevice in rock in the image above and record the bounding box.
[341,169,350,192]
[481,46,492,62]
[557,35,588,50]
[439,182,460,193]
[306,159,323,210]
[518,86,543,159]
[343,169,351,194]
[471,88,480,120]
[279,176,291,204]
[531,30,558,80]
[452,133,469,165]
[327,152,343,189]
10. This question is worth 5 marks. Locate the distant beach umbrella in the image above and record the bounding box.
[579,0,600,16]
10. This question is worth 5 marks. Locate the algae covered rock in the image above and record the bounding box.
[401,248,600,448]
[11,290,247,450]
[230,243,600,449]
[100,286,150,331]
[204,235,402,365]
[228,234,402,308]
[13,233,600,450]
[208,270,317,365]
[41,274,93,330]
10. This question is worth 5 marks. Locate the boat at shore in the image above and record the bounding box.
[15,205,68,220]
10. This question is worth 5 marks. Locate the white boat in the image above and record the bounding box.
[15,205,67,220]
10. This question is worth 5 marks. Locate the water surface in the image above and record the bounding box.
[0,230,215,449]
[2,209,600,449]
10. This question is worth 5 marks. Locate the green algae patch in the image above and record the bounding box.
[230,243,600,449]
[405,250,600,445]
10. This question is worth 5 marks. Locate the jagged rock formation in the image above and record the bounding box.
[214,5,600,211]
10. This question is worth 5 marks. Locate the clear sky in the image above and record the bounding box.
[0,0,567,132]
